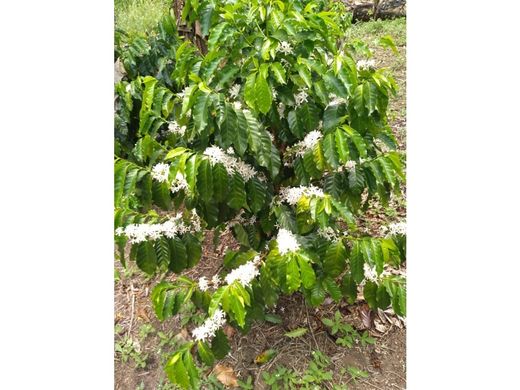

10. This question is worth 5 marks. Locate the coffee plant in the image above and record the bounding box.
[114,0,406,387]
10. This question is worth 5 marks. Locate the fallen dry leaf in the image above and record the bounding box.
[137,307,150,322]
[359,304,373,329]
[223,325,236,339]
[214,364,238,387]
[174,328,189,343]
[374,319,388,333]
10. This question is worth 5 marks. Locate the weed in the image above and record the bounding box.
[115,0,171,38]
[346,366,369,382]
[138,323,155,340]
[321,311,375,348]
[115,335,148,368]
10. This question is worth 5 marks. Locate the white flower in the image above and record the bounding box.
[272,89,278,101]
[278,185,325,205]
[277,102,286,118]
[211,274,221,288]
[302,130,322,151]
[189,210,202,233]
[198,277,209,292]
[364,263,378,282]
[167,121,186,136]
[295,89,309,107]
[357,59,376,71]
[151,163,170,183]
[115,227,124,236]
[177,86,190,100]
[224,260,260,287]
[117,211,201,243]
[203,145,257,181]
[192,309,227,342]
[345,160,357,171]
[276,229,300,255]
[170,172,189,194]
[317,226,341,242]
[233,101,242,110]
[327,94,347,107]
[388,221,406,235]
[229,84,241,99]
[277,41,293,55]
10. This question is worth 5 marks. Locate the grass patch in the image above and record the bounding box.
[347,17,406,46]
[115,0,171,37]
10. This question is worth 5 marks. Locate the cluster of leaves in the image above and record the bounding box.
[322,310,375,348]
[114,0,406,387]
[262,350,352,390]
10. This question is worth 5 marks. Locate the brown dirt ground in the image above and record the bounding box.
[115,17,407,390]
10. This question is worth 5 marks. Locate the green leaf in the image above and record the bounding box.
[310,281,326,306]
[135,241,157,275]
[340,273,358,304]
[247,177,268,213]
[211,329,230,359]
[228,172,247,210]
[212,163,229,202]
[350,242,365,283]
[297,253,316,289]
[165,352,190,390]
[335,129,350,163]
[376,284,391,309]
[270,62,286,84]
[284,327,308,338]
[197,341,215,366]
[323,277,342,302]
[255,73,272,114]
[363,281,378,309]
[379,35,398,54]
[183,234,202,268]
[168,237,188,273]
[193,91,211,134]
[322,133,339,168]
[286,256,301,293]
[323,241,347,278]
[197,159,214,203]
[244,72,257,110]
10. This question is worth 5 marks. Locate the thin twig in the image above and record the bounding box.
[389,370,406,382]
[304,300,320,352]
[127,282,136,336]
[359,379,386,390]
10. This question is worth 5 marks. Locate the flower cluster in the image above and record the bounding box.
[198,277,209,292]
[203,146,257,181]
[277,41,293,55]
[388,221,406,235]
[167,121,186,136]
[357,59,376,71]
[229,84,241,99]
[278,185,325,205]
[177,86,190,100]
[115,211,201,244]
[224,257,260,287]
[277,102,286,118]
[192,309,227,343]
[294,88,309,107]
[170,172,189,194]
[276,229,300,255]
[337,160,357,173]
[363,263,379,282]
[198,274,222,292]
[151,163,170,183]
[327,93,347,107]
[317,226,345,242]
